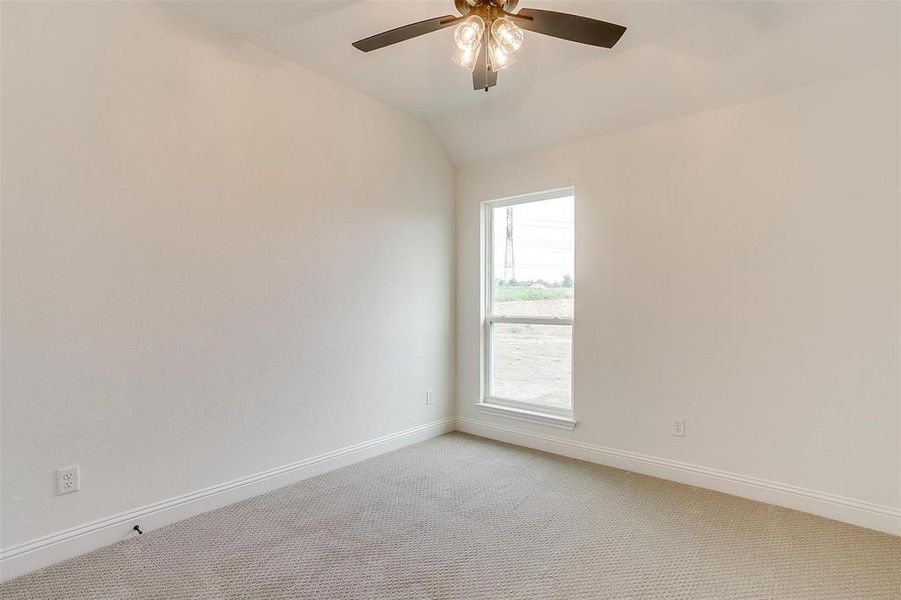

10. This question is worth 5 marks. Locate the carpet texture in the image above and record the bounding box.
[2,432,899,599]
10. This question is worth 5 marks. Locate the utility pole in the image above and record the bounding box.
[504,206,515,282]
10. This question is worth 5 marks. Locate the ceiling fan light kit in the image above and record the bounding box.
[352,0,626,92]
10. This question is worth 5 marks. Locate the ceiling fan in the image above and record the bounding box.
[352,0,626,92]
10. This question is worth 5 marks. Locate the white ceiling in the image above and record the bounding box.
[176,1,899,166]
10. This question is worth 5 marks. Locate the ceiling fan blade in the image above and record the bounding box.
[515,8,626,48]
[352,15,460,52]
[472,42,496,91]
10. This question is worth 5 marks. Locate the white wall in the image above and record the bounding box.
[456,66,900,527]
[1,2,454,550]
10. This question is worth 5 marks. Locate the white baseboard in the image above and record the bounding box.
[455,417,901,537]
[4,415,896,583]
[0,417,455,583]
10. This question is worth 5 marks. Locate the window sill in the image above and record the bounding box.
[475,402,576,431]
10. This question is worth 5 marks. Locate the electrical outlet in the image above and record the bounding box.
[671,417,686,438]
[56,465,80,495]
[426,389,434,405]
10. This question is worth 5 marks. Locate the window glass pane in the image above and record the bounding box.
[491,323,572,409]
[492,196,574,318]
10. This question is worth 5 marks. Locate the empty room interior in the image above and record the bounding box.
[1,0,900,598]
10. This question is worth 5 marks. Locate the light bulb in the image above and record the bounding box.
[454,15,485,52]
[452,43,480,70]
[489,40,516,71]
[490,17,523,55]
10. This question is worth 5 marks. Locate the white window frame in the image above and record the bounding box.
[479,188,576,430]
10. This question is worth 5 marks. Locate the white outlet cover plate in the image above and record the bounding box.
[56,465,80,495]
[671,417,686,437]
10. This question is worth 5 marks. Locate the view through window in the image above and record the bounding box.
[485,192,574,413]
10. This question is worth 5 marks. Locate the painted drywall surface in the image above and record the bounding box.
[456,66,900,510]
[172,1,899,167]
[1,2,454,548]
[432,2,900,166]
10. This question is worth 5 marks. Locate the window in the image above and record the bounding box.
[482,190,574,426]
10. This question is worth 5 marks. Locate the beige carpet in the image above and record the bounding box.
[2,432,899,599]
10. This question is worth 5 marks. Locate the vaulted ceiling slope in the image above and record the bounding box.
[177,1,899,166]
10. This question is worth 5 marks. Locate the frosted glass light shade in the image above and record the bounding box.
[490,17,523,55]
[454,16,485,52]
[489,40,516,71]
[452,43,481,70]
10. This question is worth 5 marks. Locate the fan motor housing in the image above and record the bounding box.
[455,0,518,16]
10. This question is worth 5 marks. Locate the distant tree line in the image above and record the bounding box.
[496,274,573,288]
